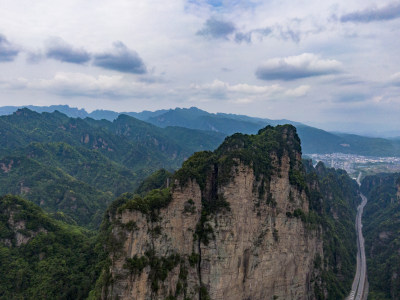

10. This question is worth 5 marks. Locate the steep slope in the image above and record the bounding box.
[0,156,112,227]
[304,161,359,299]
[2,105,399,156]
[146,107,266,134]
[0,195,101,299]
[0,108,224,173]
[92,125,359,300]
[361,173,400,299]
[14,142,139,195]
[0,109,225,227]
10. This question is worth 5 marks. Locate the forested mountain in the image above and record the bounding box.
[0,123,363,299]
[0,155,112,227]
[0,195,103,299]
[0,109,224,227]
[361,173,400,299]
[2,105,399,156]
[91,125,360,300]
[304,161,359,298]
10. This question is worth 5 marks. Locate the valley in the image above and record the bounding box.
[307,153,400,179]
[2,1,400,298]
[347,173,368,300]
[0,108,398,299]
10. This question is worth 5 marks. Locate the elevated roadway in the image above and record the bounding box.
[347,173,368,300]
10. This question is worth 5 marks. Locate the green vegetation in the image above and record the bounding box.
[123,251,181,292]
[0,108,224,228]
[183,199,196,214]
[3,106,400,156]
[136,168,172,196]
[0,112,369,299]
[361,173,400,299]
[118,188,172,221]
[175,124,303,191]
[0,155,112,228]
[188,252,200,267]
[305,161,359,299]
[0,195,102,299]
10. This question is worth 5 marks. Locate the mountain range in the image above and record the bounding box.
[0,124,361,299]
[0,108,225,227]
[1,105,400,157]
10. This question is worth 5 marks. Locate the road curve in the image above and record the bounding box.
[347,173,368,300]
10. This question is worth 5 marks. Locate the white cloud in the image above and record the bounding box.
[190,79,283,95]
[5,72,165,98]
[0,0,399,131]
[190,79,311,103]
[256,53,342,81]
[390,72,400,85]
[285,85,311,97]
[231,98,254,104]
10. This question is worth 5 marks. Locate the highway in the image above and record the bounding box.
[347,173,368,300]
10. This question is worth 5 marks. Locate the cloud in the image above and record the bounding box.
[45,37,91,64]
[234,31,252,43]
[197,17,236,39]
[323,75,367,86]
[231,98,254,104]
[234,27,272,43]
[285,85,310,97]
[341,3,400,23]
[334,93,368,103]
[275,26,300,43]
[255,53,342,81]
[26,51,44,64]
[0,34,20,62]
[190,79,311,103]
[390,72,400,86]
[5,72,160,98]
[198,16,317,44]
[197,19,294,44]
[191,79,283,97]
[93,41,147,74]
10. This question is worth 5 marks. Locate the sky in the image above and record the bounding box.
[0,0,399,136]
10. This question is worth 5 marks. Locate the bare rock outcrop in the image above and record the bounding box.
[102,125,324,300]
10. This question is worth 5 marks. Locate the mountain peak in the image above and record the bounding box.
[14,107,39,116]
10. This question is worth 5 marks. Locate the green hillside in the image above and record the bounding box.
[0,195,102,299]
[361,173,400,299]
[2,105,399,157]
[305,161,359,299]
[0,156,112,227]
[0,109,224,227]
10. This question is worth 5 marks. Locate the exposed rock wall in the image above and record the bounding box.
[1,209,47,247]
[104,151,322,300]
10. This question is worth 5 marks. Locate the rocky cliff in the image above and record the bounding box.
[96,125,350,300]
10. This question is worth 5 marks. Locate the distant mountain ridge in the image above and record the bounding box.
[1,105,400,156]
[0,108,225,227]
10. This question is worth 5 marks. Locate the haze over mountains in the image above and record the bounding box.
[0,108,224,227]
[0,107,398,299]
[1,105,400,157]
[0,124,361,299]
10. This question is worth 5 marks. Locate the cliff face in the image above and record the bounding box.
[101,125,323,300]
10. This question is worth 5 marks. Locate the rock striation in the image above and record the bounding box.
[99,125,331,300]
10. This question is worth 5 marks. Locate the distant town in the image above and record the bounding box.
[305,153,400,179]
